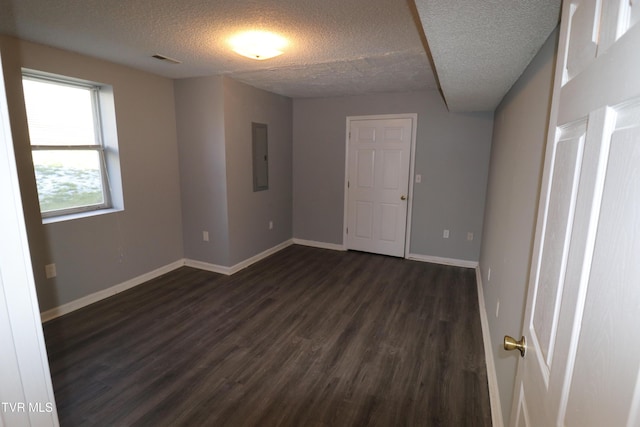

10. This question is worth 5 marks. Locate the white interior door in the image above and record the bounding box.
[346,117,413,257]
[510,1,640,426]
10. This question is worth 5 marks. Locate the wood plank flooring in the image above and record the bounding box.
[43,245,492,426]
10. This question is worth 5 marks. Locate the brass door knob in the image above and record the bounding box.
[401,195,407,200]
[504,335,526,357]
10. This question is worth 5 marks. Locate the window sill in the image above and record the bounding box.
[42,207,122,225]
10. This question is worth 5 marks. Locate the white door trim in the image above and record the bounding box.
[0,52,59,425]
[343,113,418,258]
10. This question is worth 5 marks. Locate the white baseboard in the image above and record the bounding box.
[475,266,504,427]
[41,240,297,322]
[183,259,231,275]
[406,253,479,269]
[292,238,346,251]
[40,259,185,323]
[228,239,294,274]
[185,239,295,276]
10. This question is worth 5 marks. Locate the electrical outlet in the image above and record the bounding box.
[203,231,209,242]
[467,232,474,241]
[269,221,273,230]
[45,263,56,279]
[443,229,449,239]
[415,174,422,183]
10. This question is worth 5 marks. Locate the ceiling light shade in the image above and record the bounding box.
[229,31,287,60]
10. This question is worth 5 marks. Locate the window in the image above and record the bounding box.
[22,72,113,218]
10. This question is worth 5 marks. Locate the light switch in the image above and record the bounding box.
[415,174,422,183]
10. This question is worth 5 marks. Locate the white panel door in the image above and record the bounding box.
[510,1,640,426]
[346,118,412,257]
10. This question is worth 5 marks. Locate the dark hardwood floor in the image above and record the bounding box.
[43,245,492,426]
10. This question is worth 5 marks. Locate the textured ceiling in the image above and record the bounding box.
[0,0,436,98]
[415,0,561,111]
[0,0,560,110]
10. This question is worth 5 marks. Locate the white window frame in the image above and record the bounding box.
[22,72,113,218]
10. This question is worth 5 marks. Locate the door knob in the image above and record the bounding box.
[400,195,407,200]
[504,335,526,357]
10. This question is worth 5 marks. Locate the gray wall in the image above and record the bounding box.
[174,76,230,265]
[174,76,293,267]
[293,90,493,261]
[1,36,184,311]
[223,77,293,265]
[479,29,558,422]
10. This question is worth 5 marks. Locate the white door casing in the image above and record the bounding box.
[344,115,416,258]
[511,1,640,426]
[0,52,59,425]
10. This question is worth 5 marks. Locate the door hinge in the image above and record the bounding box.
[347,181,350,188]
[346,227,349,235]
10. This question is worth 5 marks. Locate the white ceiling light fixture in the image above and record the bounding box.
[229,31,288,60]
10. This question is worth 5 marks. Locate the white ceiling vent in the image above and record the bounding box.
[151,54,181,65]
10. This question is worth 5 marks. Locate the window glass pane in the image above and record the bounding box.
[32,150,104,213]
[23,78,97,146]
